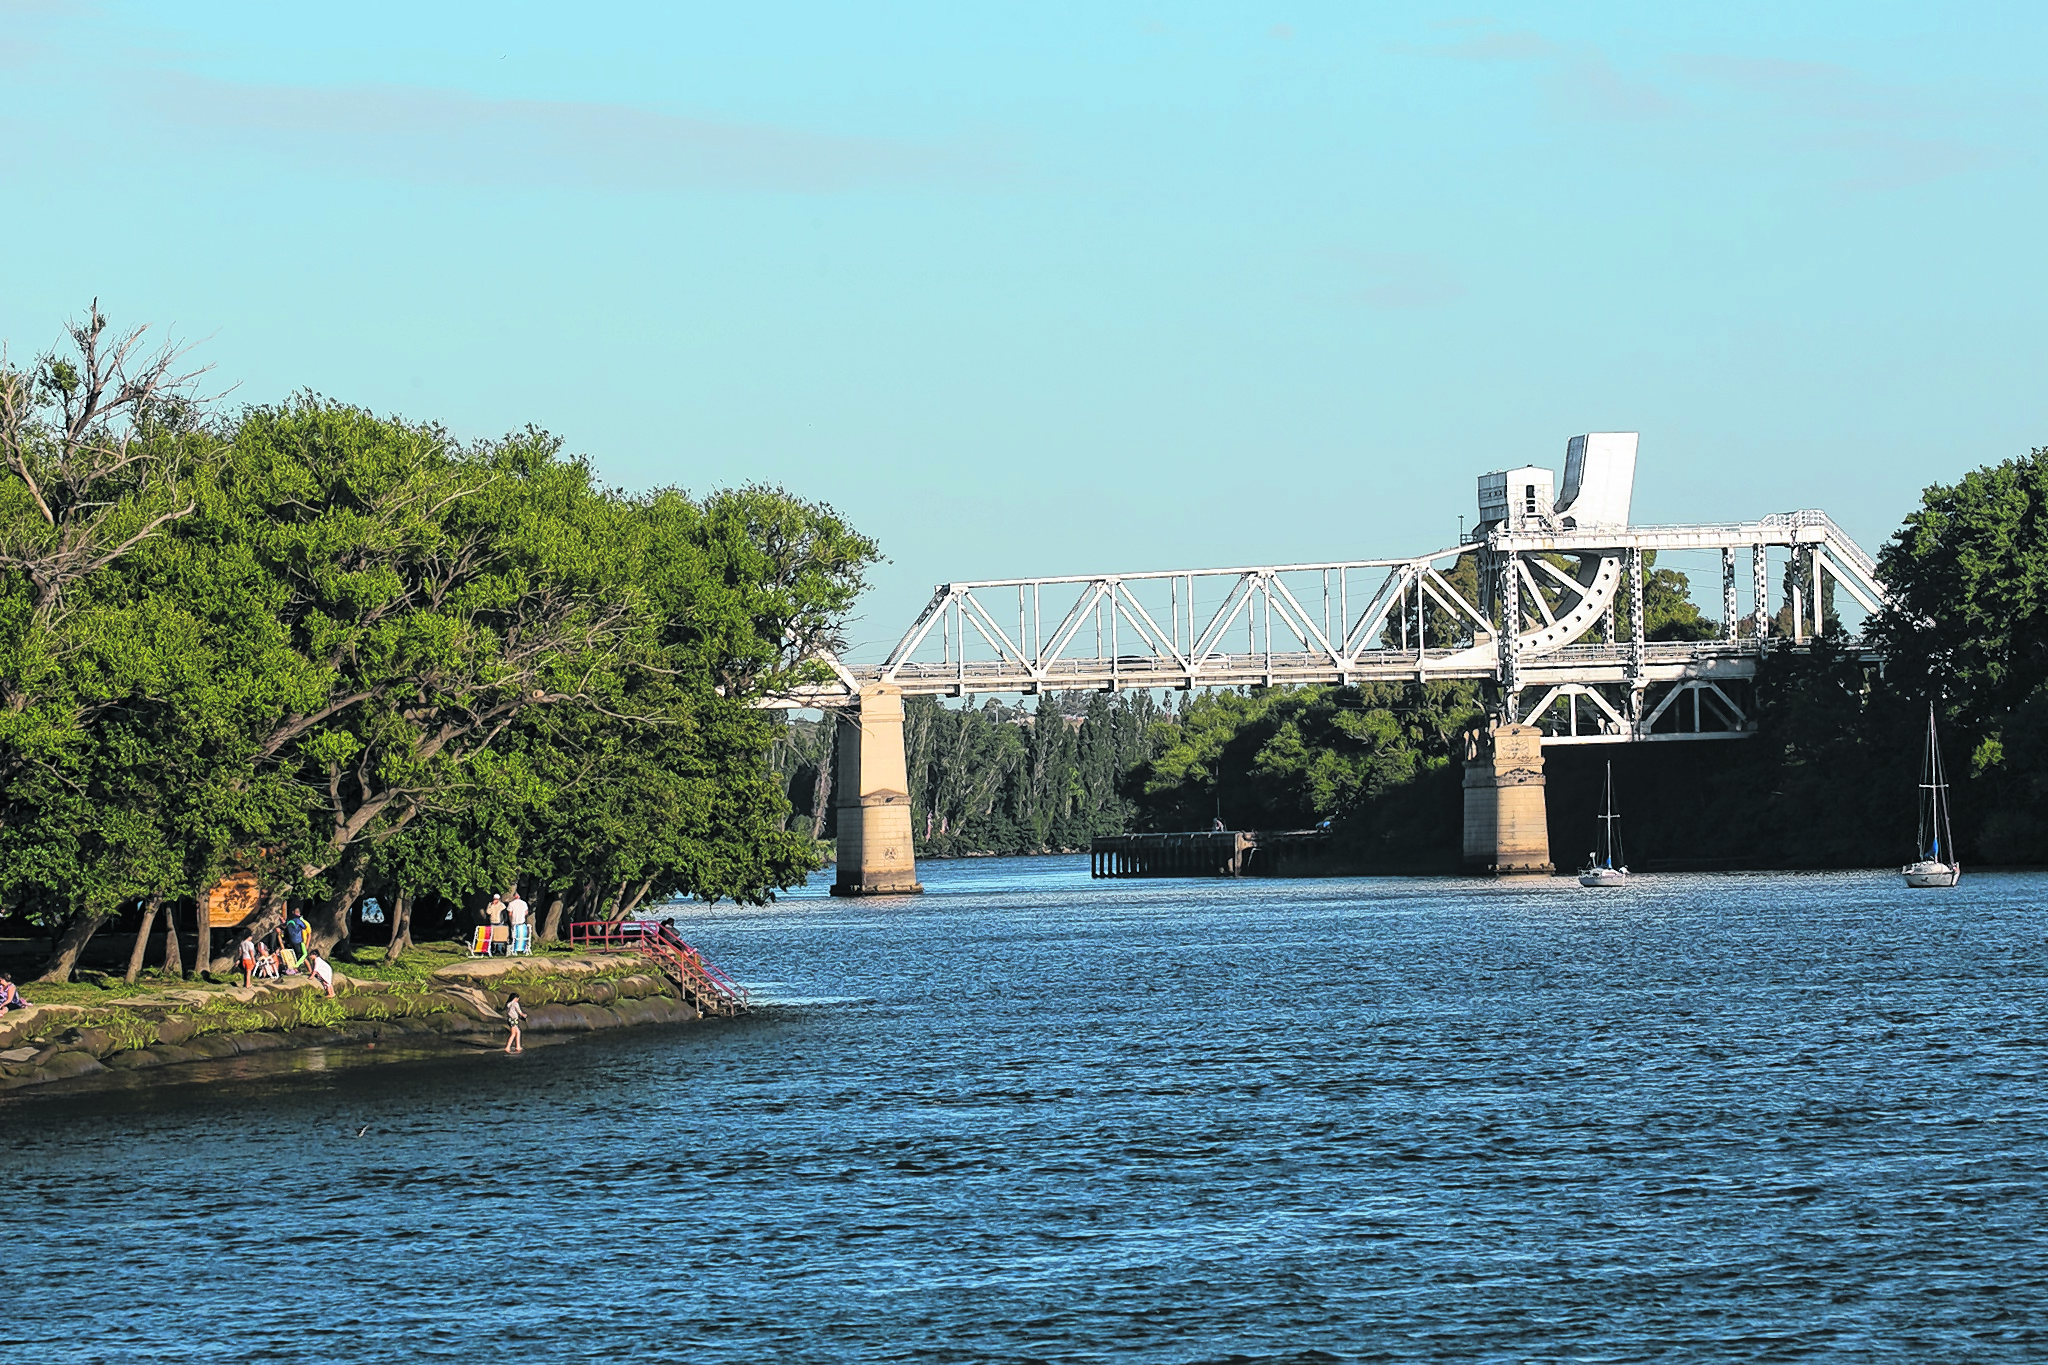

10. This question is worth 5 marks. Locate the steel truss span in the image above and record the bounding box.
[777,496,1889,746]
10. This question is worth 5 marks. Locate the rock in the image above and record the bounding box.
[59,1027,122,1058]
[526,1004,588,1032]
[155,1017,197,1046]
[36,1050,106,1082]
[438,986,499,1020]
[0,1046,38,1063]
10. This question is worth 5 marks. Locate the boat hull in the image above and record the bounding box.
[1902,861,1960,889]
[1578,868,1628,888]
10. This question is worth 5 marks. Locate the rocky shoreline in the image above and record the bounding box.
[0,953,703,1094]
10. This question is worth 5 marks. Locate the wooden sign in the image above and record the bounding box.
[203,870,267,928]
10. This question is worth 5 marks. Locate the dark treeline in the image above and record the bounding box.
[0,308,874,980]
[773,692,1166,857]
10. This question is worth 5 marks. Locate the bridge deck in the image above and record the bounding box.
[779,637,1838,704]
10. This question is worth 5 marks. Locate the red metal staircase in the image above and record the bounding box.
[566,920,752,1018]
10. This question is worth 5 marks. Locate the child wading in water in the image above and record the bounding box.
[504,993,525,1054]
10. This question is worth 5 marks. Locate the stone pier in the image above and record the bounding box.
[1462,722,1554,876]
[830,683,924,897]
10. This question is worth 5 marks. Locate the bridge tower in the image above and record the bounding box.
[830,684,924,897]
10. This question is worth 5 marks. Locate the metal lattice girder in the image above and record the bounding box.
[767,511,1895,743]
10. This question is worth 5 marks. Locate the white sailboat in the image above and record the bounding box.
[1578,761,1629,887]
[1903,704,1961,888]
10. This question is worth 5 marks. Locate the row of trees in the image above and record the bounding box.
[772,691,1165,857]
[1,307,875,979]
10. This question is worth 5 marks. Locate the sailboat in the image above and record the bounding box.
[1578,761,1628,887]
[1903,704,1961,888]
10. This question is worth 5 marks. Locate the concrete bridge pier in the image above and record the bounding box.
[1462,722,1554,876]
[830,684,924,897]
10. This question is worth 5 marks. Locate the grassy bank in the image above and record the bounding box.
[0,945,699,1095]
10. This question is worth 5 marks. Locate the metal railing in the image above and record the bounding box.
[567,919,751,1016]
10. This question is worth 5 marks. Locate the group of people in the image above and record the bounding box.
[478,889,532,955]
[482,890,529,931]
[235,907,337,996]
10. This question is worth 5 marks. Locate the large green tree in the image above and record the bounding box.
[1868,448,2048,860]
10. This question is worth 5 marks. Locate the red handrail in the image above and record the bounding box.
[565,919,750,1012]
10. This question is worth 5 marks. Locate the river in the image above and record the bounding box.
[7,858,2048,1361]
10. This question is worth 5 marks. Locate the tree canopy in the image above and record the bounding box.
[0,309,876,977]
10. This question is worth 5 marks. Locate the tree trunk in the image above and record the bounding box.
[382,890,414,963]
[161,900,185,979]
[619,878,655,919]
[605,878,630,920]
[37,911,110,983]
[123,895,163,984]
[538,891,567,943]
[810,749,833,840]
[312,850,369,957]
[194,894,211,979]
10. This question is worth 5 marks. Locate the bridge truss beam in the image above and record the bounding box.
[772,510,1890,746]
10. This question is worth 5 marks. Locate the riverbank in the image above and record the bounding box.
[0,948,700,1094]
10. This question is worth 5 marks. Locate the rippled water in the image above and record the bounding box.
[8,859,2048,1362]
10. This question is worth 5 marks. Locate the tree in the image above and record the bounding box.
[0,309,884,976]
[1868,448,2048,860]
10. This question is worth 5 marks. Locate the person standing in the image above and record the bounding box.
[282,907,309,973]
[506,889,529,953]
[503,993,525,1054]
[237,930,258,987]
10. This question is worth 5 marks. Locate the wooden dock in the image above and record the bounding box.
[1089,830,1333,879]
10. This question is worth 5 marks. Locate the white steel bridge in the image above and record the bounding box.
[781,434,1891,745]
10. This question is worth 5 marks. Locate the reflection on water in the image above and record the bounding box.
[9,858,2048,1362]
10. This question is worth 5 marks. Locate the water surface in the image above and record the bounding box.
[8,860,2047,1362]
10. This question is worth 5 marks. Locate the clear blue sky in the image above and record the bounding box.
[4,2,2042,658]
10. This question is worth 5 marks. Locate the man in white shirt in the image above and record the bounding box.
[306,951,336,998]
[505,890,530,955]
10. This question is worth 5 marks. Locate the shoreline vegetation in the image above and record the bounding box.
[0,306,879,986]
[0,941,701,1095]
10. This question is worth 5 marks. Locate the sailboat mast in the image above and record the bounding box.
[1932,707,1954,866]
[1919,704,1934,860]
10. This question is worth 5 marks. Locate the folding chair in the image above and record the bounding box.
[470,926,493,957]
[490,924,511,956]
[511,923,532,956]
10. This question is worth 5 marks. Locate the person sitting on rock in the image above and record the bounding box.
[0,972,22,1014]
[305,950,336,998]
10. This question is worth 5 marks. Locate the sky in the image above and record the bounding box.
[3,2,2043,660]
